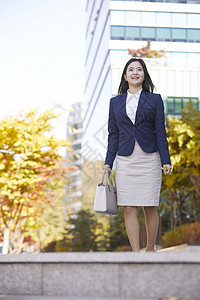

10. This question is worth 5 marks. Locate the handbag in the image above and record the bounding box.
[93,170,118,215]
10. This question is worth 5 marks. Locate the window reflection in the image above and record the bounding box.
[110,10,200,29]
[188,14,199,27]
[141,12,156,24]
[126,11,140,23]
[111,26,200,43]
[188,29,200,42]
[172,28,186,41]
[172,13,187,26]
[167,97,199,115]
[141,27,156,40]
[110,11,125,23]
[157,12,171,25]
[157,28,171,41]
[111,26,124,40]
[126,27,140,40]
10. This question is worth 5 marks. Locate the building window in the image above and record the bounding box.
[174,98,182,114]
[172,28,186,42]
[126,26,140,40]
[125,11,140,23]
[188,29,200,42]
[141,27,156,40]
[157,12,171,25]
[110,10,125,23]
[183,98,199,110]
[111,10,200,27]
[141,11,156,25]
[167,97,174,114]
[110,26,200,43]
[187,13,199,27]
[73,144,81,151]
[166,97,199,115]
[188,53,200,67]
[157,28,171,41]
[111,26,124,40]
[172,13,187,27]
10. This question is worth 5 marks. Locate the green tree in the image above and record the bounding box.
[181,102,200,221]
[55,209,103,252]
[163,102,200,228]
[0,108,75,253]
[108,207,130,251]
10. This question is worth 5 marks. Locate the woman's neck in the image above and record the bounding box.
[128,85,142,94]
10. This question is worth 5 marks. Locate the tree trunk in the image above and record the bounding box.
[170,202,174,230]
[9,228,24,254]
[192,190,198,222]
[2,227,10,254]
[157,215,162,245]
[178,200,182,227]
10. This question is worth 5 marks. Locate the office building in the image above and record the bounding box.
[66,102,84,213]
[83,0,200,207]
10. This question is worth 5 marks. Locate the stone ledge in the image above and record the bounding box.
[0,252,199,298]
[0,251,200,264]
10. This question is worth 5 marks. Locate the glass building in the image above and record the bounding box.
[82,0,200,208]
[66,102,84,213]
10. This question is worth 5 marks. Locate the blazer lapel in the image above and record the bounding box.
[135,90,149,125]
[120,92,133,124]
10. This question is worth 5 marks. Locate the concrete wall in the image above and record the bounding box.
[0,252,200,299]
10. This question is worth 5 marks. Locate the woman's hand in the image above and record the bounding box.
[163,164,172,175]
[103,164,111,173]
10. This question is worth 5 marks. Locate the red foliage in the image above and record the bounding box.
[128,40,166,58]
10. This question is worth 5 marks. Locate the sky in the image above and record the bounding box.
[0,0,86,143]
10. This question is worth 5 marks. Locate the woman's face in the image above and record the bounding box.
[124,61,145,89]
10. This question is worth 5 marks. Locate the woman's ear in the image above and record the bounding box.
[124,74,127,81]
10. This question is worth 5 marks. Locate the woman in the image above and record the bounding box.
[104,58,172,252]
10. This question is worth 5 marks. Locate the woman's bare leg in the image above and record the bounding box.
[143,206,159,251]
[124,206,140,252]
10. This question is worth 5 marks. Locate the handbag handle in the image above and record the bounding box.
[99,170,116,189]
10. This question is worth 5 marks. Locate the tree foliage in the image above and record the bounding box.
[128,40,166,58]
[162,221,200,247]
[163,102,200,228]
[108,207,129,251]
[0,108,75,253]
[55,209,106,252]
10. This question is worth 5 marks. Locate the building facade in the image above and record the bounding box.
[83,0,200,207]
[66,102,84,214]
[109,0,200,115]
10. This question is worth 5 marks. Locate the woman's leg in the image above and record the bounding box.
[143,206,159,251]
[124,206,140,252]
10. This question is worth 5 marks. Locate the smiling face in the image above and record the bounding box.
[124,61,145,90]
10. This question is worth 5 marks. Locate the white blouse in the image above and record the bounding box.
[126,89,142,124]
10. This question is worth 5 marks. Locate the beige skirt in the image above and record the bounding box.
[116,139,162,207]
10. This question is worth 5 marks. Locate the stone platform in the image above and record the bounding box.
[0,251,199,299]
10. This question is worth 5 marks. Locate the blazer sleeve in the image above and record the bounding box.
[155,95,171,165]
[104,98,119,169]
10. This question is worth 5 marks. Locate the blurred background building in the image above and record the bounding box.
[81,0,200,208]
[66,102,84,214]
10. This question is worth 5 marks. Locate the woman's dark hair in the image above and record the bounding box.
[118,58,155,95]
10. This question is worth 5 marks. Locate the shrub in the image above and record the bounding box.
[162,222,200,248]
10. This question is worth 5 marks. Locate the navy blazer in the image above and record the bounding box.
[105,90,171,169]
